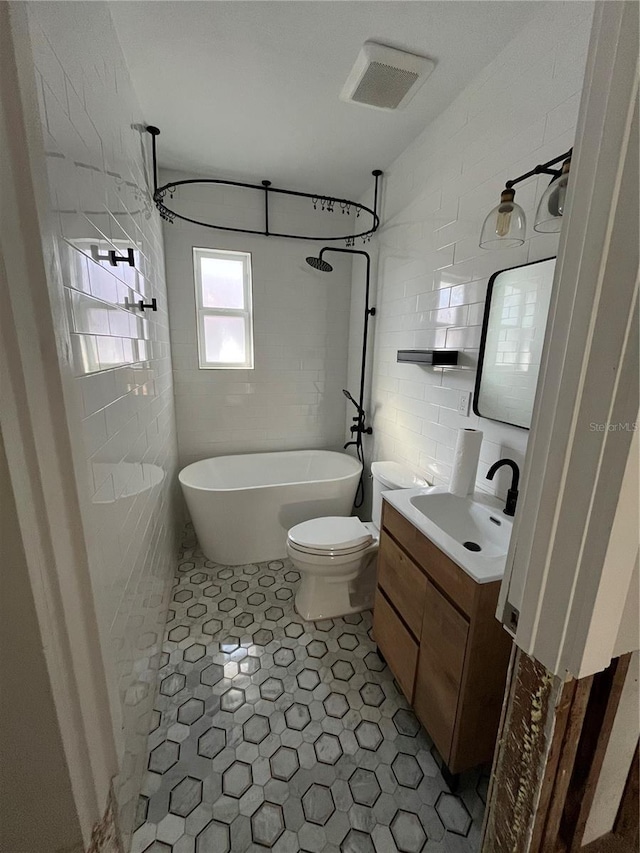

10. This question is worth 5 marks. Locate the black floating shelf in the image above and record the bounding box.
[397,349,459,366]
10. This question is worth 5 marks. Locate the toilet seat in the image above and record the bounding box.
[287,516,373,557]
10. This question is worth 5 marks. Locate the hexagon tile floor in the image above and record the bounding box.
[131,526,489,853]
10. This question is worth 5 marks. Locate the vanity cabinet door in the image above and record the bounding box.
[413,579,469,765]
[377,532,427,638]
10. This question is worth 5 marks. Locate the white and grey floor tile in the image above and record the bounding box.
[132,525,487,853]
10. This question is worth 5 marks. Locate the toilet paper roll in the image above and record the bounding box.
[449,428,483,497]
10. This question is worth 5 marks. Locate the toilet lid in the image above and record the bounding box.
[371,461,429,489]
[288,516,373,553]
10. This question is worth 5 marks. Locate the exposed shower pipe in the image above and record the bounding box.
[305,247,376,508]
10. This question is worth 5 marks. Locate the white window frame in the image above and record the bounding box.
[193,247,254,369]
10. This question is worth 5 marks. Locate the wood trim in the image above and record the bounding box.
[484,652,636,852]
[524,655,632,850]
[86,785,124,853]
[564,655,632,850]
[538,675,594,849]
[482,643,517,829]
[528,678,580,851]
[481,649,566,851]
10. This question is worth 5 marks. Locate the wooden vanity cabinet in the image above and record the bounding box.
[373,502,513,775]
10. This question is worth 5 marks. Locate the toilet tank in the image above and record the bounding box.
[370,461,428,529]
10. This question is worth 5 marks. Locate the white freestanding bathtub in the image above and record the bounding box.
[179,450,362,565]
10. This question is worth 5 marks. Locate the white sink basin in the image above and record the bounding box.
[383,486,513,583]
[409,492,511,558]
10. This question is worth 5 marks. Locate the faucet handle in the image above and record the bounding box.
[486,458,520,516]
[504,488,519,517]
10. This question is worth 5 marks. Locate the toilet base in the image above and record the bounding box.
[294,554,377,621]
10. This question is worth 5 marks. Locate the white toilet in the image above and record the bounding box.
[286,461,428,621]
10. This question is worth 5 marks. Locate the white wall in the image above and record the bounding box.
[22,3,179,845]
[162,173,353,466]
[355,2,594,503]
[0,430,83,853]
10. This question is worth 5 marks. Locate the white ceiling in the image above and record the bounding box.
[110,1,548,198]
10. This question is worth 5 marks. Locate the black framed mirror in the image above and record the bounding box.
[473,256,556,429]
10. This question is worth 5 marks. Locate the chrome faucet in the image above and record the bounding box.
[486,458,520,517]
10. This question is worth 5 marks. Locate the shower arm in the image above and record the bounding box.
[316,247,375,443]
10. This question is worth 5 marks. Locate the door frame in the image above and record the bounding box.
[0,4,118,843]
[497,0,639,680]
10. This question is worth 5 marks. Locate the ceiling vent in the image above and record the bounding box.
[340,41,435,111]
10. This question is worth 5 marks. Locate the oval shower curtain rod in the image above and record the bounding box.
[146,126,382,244]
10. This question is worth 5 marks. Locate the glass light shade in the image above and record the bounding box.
[534,160,570,232]
[479,189,526,249]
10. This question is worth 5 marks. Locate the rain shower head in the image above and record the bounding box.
[306,255,333,273]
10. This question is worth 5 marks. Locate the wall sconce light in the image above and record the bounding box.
[479,188,526,249]
[534,158,571,232]
[479,148,572,249]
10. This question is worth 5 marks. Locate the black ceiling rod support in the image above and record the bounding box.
[262,180,271,236]
[146,125,160,196]
[505,148,572,190]
[372,169,383,224]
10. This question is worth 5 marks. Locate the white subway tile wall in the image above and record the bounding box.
[162,174,353,467]
[358,2,594,501]
[25,3,179,844]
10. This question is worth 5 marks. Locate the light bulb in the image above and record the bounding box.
[496,190,516,237]
[479,187,526,249]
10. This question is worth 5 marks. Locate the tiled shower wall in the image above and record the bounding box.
[23,2,179,843]
[357,1,594,502]
[162,174,353,467]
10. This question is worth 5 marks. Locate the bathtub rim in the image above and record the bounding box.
[179,449,363,493]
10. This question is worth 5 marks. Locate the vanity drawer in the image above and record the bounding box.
[381,501,418,553]
[377,531,427,638]
[382,502,476,617]
[372,589,418,702]
[414,532,476,617]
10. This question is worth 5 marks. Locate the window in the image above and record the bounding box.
[193,248,254,369]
